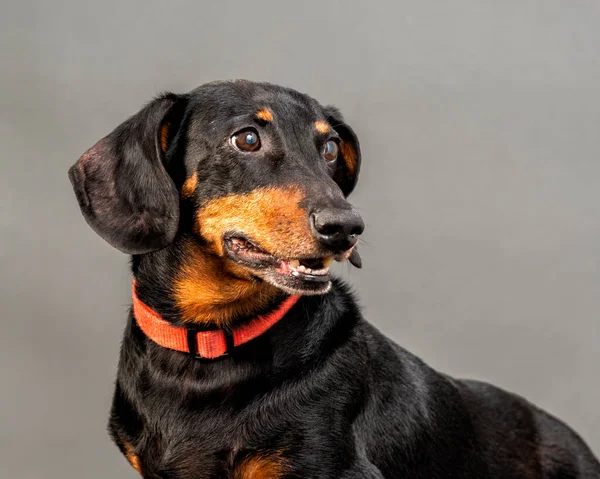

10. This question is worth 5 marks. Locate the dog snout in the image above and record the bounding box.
[310,208,364,252]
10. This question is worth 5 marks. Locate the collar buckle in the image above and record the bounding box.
[186,328,234,359]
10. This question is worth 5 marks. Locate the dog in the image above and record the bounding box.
[68,80,600,478]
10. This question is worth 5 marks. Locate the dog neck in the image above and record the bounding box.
[133,236,282,327]
[132,280,300,359]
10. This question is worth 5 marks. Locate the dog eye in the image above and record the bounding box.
[231,129,261,152]
[323,140,339,162]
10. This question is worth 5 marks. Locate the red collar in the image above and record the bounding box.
[132,282,300,359]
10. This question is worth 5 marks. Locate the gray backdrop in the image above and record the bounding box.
[2,1,599,477]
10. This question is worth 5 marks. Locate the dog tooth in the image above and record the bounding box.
[322,257,334,267]
[289,259,300,268]
[305,268,312,274]
[297,265,306,272]
[291,270,299,276]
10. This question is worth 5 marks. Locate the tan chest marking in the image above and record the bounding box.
[234,452,288,479]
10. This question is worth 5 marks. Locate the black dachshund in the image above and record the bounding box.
[69,80,600,478]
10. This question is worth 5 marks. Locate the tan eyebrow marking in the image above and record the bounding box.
[255,109,274,122]
[315,120,330,134]
[160,123,170,152]
[181,172,198,198]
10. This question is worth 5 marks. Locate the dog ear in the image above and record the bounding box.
[323,106,361,197]
[68,93,187,254]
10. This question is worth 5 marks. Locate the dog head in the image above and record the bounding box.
[69,80,363,300]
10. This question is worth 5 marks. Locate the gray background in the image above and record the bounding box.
[1,0,599,477]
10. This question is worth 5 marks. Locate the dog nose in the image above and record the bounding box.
[311,208,364,251]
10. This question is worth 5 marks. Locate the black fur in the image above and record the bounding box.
[69,80,600,478]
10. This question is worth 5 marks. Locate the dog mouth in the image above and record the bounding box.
[224,236,334,294]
